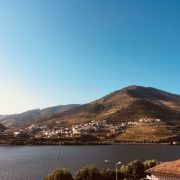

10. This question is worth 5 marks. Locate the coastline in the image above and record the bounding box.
[0,139,179,146]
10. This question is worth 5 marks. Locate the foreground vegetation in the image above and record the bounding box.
[43,159,158,180]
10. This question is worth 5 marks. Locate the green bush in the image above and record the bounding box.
[43,159,158,180]
[120,160,145,180]
[143,159,158,170]
[100,168,124,180]
[43,168,73,180]
[74,164,102,180]
[100,168,115,180]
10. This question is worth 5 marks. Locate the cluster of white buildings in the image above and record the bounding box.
[12,120,124,138]
[4,118,162,138]
[27,124,72,138]
[139,118,161,123]
[7,124,67,138]
[72,120,125,135]
[126,118,161,126]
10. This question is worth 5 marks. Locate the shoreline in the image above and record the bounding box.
[0,141,179,146]
[0,135,179,146]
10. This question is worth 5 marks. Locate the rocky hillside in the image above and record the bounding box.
[37,86,180,127]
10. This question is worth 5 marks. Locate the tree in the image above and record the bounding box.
[43,168,73,180]
[120,160,145,180]
[143,159,158,170]
[100,168,115,180]
[100,168,124,180]
[74,164,102,180]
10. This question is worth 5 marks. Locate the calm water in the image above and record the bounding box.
[0,144,179,180]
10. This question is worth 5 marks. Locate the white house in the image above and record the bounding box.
[72,127,81,135]
[14,131,21,136]
[147,159,180,180]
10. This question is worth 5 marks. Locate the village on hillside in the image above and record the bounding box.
[1,118,162,139]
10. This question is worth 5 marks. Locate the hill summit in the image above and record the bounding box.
[38,85,180,126]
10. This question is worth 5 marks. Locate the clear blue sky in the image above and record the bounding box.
[0,0,180,114]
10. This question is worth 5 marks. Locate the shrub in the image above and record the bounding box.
[100,168,115,180]
[120,160,145,180]
[43,168,73,180]
[143,159,158,170]
[74,164,102,180]
[100,168,124,180]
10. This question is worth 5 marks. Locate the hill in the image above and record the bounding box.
[0,124,6,132]
[0,104,80,128]
[37,86,180,127]
[116,122,174,142]
[0,85,179,143]
[0,115,6,120]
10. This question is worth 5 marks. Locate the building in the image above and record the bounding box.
[72,127,81,135]
[147,159,180,180]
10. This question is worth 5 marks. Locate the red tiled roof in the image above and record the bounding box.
[147,159,180,176]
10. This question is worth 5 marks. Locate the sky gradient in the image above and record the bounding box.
[0,0,180,114]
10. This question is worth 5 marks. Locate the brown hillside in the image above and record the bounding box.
[37,86,180,127]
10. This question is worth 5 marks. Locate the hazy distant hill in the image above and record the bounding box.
[0,104,80,128]
[38,86,180,126]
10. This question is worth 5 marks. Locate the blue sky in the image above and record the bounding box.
[0,0,180,114]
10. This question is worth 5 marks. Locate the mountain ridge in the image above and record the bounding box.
[35,85,180,127]
[1,85,180,129]
[0,104,80,127]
